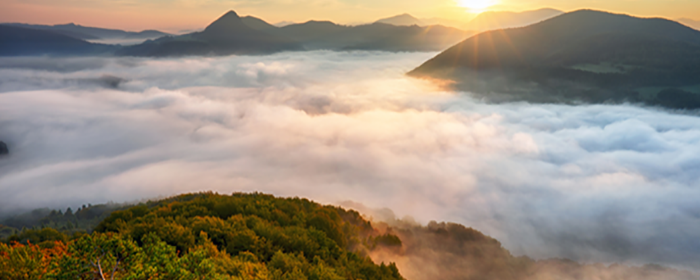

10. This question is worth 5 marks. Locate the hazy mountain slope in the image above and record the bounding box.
[1,22,169,40]
[331,23,475,51]
[277,20,351,42]
[410,10,700,109]
[118,11,302,56]
[240,15,280,32]
[375,13,424,26]
[0,25,117,56]
[239,16,475,52]
[420,17,465,28]
[677,18,700,30]
[465,8,563,31]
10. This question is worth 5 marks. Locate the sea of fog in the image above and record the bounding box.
[1,51,699,270]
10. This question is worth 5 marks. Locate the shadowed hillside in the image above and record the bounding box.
[375,14,424,26]
[465,8,563,31]
[2,22,169,40]
[678,18,700,30]
[410,10,700,109]
[243,17,476,52]
[117,11,303,56]
[0,25,117,56]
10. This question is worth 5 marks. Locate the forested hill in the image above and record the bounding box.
[1,192,696,279]
[0,192,405,280]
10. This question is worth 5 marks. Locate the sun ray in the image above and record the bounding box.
[457,0,498,12]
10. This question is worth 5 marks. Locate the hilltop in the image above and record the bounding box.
[410,10,700,109]
[117,11,302,56]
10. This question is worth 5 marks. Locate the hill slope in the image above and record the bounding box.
[375,14,424,26]
[465,8,563,31]
[0,25,117,56]
[243,16,475,52]
[410,10,700,109]
[2,22,169,40]
[678,18,700,30]
[118,11,303,56]
[2,192,696,280]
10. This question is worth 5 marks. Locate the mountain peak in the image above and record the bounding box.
[221,10,240,18]
[204,10,246,33]
[376,13,423,26]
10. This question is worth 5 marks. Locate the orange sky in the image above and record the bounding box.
[0,0,698,32]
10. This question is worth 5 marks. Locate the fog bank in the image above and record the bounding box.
[1,52,699,270]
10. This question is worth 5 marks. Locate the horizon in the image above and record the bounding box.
[0,0,698,32]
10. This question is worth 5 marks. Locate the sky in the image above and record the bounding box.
[0,0,698,32]
[1,52,700,271]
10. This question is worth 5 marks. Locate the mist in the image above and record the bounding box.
[1,51,700,272]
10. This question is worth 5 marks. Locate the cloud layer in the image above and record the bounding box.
[1,51,699,271]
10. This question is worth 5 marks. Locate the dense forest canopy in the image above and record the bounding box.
[1,192,696,280]
[0,192,404,280]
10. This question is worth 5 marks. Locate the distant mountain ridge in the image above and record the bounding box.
[118,10,476,56]
[410,10,700,109]
[0,25,117,56]
[1,22,169,41]
[371,9,563,31]
[677,18,700,30]
[465,8,563,31]
[375,14,424,26]
[118,11,302,56]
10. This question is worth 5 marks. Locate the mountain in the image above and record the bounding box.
[276,20,351,43]
[241,16,475,52]
[0,141,7,155]
[118,11,303,56]
[420,17,466,28]
[677,18,700,30]
[0,25,117,56]
[319,23,475,52]
[1,22,169,40]
[409,10,700,109]
[465,8,563,31]
[274,21,296,27]
[240,15,279,32]
[375,13,424,26]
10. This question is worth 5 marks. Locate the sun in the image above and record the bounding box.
[457,0,497,12]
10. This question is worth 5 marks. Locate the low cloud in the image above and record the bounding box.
[0,51,699,272]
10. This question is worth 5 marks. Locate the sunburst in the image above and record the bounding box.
[457,0,497,12]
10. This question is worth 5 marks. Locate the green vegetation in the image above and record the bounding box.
[2,192,695,280]
[0,203,124,240]
[0,192,403,280]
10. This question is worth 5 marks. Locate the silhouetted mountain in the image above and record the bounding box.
[277,20,351,43]
[410,10,700,109]
[677,18,700,30]
[0,141,7,155]
[420,17,465,28]
[323,23,475,51]
[0,25,117,56]
[118,11,303,56]
[242,16,475,52]
[465,8,563,31]
[274,21,296,27]
[1,23,169,40]
[240,16,279,32]
[375,13,424,26]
